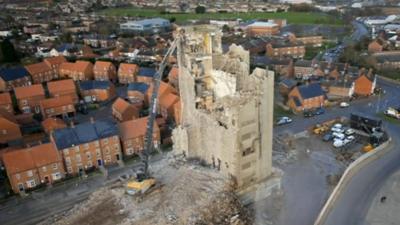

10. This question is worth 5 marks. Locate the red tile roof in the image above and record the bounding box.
[112,97,131,113]
[25,62,52,75]
[43,56,67,67]
[60,61,92,73]
[118,63,139,75]
[41,118,67,133]
[14,84,45,99]
[118,117,159,141]
[94,61,113,70]
[159,93,179,109]
[0,92,12,105]
[3,143,61,174]
[168,66,179,80]
[47,79,76,94]
[0,108,17,124]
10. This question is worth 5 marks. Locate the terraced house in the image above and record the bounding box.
[0,67,31,92]
[14,84,45,114]
[118,63,139,84]
[39,96,75,119]
[47,79,78,103]
[0,109,22,144]
[79,80,116,102]
[59,61,94,81]
[118,117,160,156]
[127,82,149,107]
[0,92,14,114]
[51,119,122,175]
[93,61,117,82]
[2,143,65,194]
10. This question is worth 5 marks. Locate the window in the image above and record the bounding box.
[105,147,110,154]
[76,155,81,162]
[103,138,109,145]
[113,136,118,141]
[105,155,111,162]
[96,148,101,158]
[27,170,33,177]
[26,180,36,188]
[52,163,58,170]
[242,147,255,157]
[22,100,28,106]
[83,143,89,150]
[126,140,132,147]
[15,173,21,180]
[62,106,67,111]
[86,152,92,160]
[75,146,80,153]
[87,161,92,167]
[94,141,100,147]
[114,144,120,151]
[42,166,47,172]
[2,129,7,135]
[52,172,61,180]
[67,167,73,173]
[64,149,69,155]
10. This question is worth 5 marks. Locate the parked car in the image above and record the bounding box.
[303,110,314,118]
[331,127,344,133]
[323,133,333,142]
[333,123,343,129]
[333,139,345,148]
[332,132,345,140]
[314,107,325,115]
[345,128,355,135]
[276,117,292,125]
[340,102,350,108]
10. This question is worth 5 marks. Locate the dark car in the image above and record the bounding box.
[314,107,325,115]
[303,110,314,118]
[323,133,333,142]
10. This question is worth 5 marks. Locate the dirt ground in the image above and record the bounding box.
[40,154,254,225]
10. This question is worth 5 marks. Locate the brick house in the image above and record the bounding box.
[111,98,139,122]
[279,79,297,98]
[118,63,139,84]
[0,109,22,144]
[79,80,116,102]
[266,42,305,59]
[168,66,179,91]
[25,62,54,84]
[327,82,355,99]
[0,67,32,92]
[373,51,400,70]
[43,56,67,78]
[173,100,181,125]
[287,83,326,112]
[159,93,179,122]
[47,79,78,103]
[93,61,117,82]
[39,96,75,119]
[145,81,177,106]
[14,84,45,114]
[127,82,149,107]
[288,33,323,47]
[354,74,376,96]
[118,117,160,156]
[368,40,383,53]
[59,61,94,81]
[41,118,67,134]
[137,67,156,85]
[246,21,280,37]
[0,92,14,114]
[51,119,122,175]
[3,143,65,194]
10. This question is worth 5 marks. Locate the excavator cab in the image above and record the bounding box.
[126,172,156,196]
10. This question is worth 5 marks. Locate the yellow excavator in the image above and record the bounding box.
[125,38,179,196]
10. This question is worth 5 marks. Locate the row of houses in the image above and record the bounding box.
[281,71,376,112]
[0,56,158,92]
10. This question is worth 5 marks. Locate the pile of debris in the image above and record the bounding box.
[273,132,298,167]
[41,154,253,225]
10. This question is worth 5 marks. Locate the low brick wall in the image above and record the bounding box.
[314,138,392,225]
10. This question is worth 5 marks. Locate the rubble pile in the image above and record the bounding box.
[273,133,298,166]
[41,154,252,225]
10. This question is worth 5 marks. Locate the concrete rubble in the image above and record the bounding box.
[39,154,256,225]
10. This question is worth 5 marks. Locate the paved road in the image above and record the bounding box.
[274,77,400,225]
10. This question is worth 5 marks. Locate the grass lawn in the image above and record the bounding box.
[98,7,343,25]
[274,103,293,120]
[378,70,400,81]
[377,113,400,125]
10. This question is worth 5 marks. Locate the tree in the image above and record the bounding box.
[222,24,230,33]
[195,6,206,14]
[169,17,176,23]
[0,39,19,63]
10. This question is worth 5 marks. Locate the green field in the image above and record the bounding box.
[99,7,343,25]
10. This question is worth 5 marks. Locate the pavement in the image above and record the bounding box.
[272,77,400,225]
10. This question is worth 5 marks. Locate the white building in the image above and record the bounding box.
[120,18,171,33]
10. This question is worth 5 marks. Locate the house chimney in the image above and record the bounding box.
[70,121,75,128]
[90,117,95,124]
